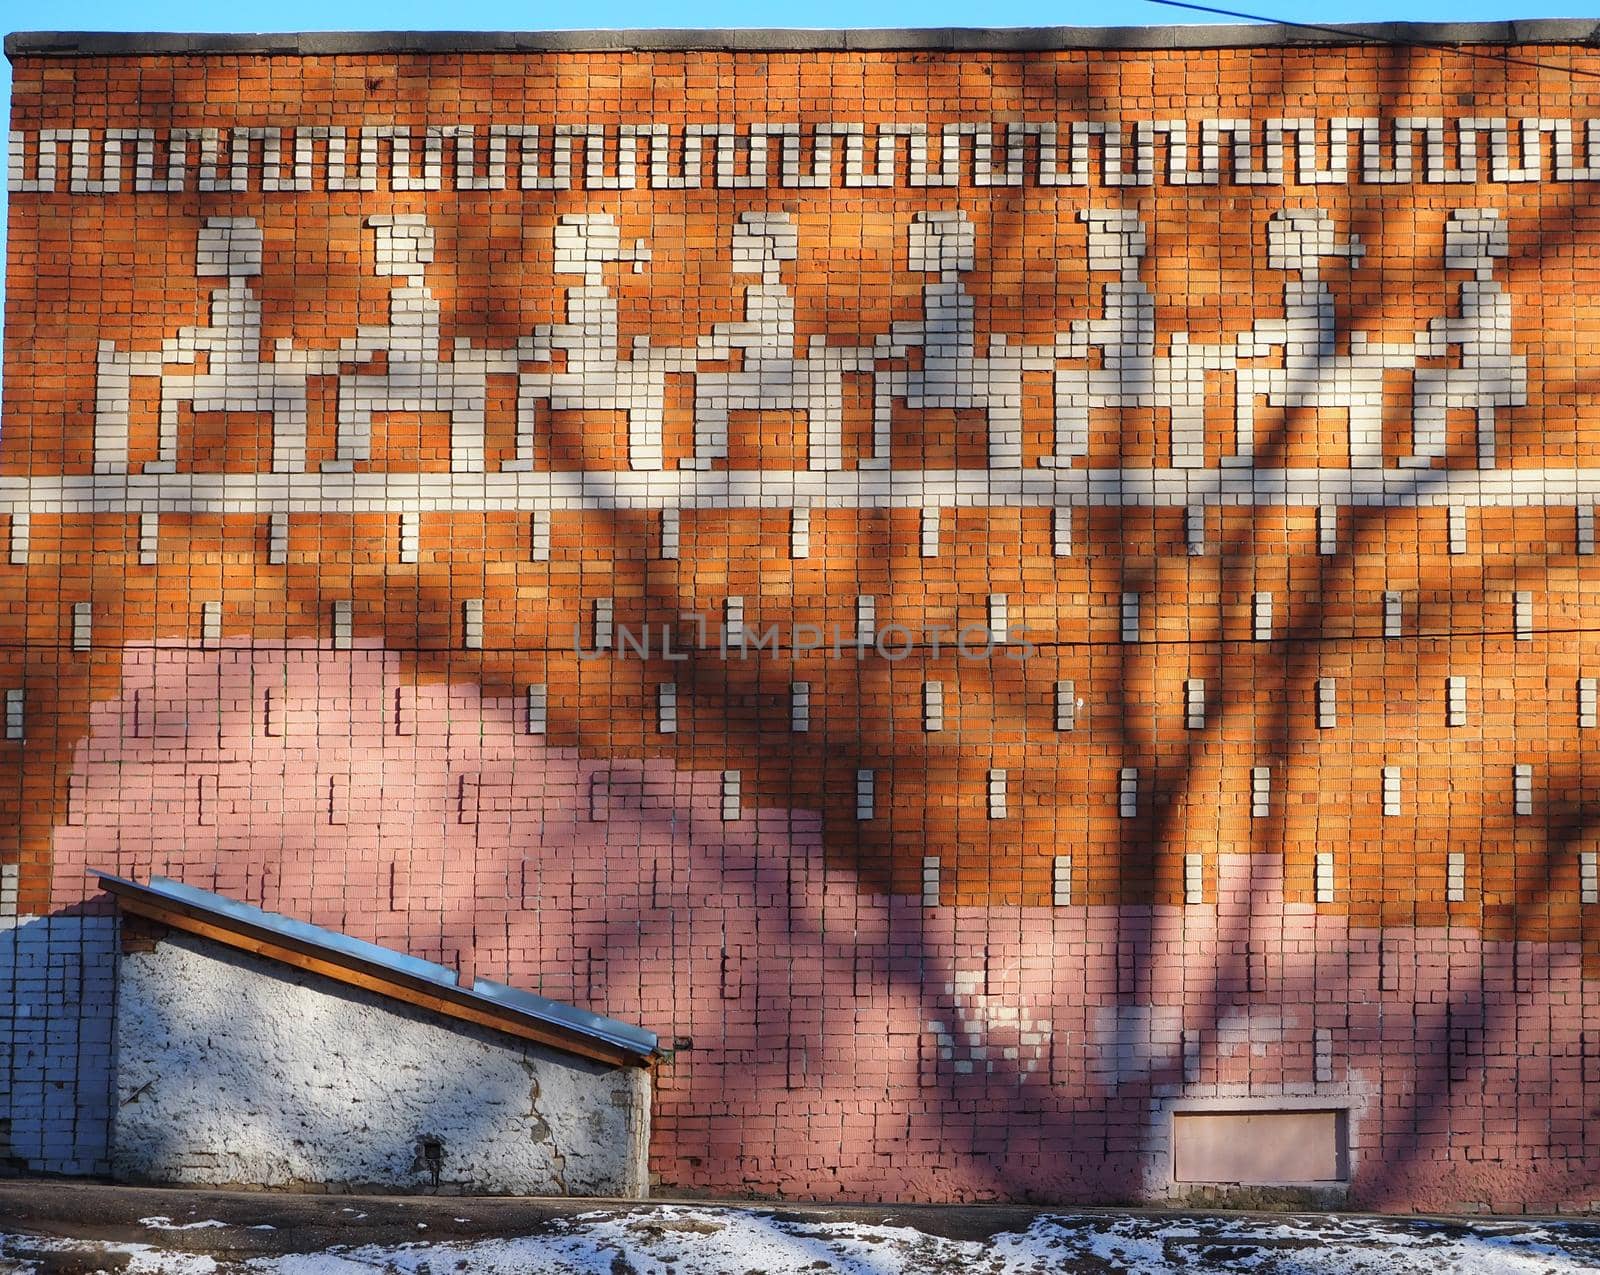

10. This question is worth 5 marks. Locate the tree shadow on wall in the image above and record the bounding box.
[15,39,1600,1205]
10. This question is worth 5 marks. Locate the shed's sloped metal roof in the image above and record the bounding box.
[95,871,660,1062]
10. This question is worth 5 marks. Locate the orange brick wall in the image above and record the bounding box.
[6,29,1600,1205]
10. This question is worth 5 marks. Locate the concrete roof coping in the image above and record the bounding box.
[7,20,1600,59]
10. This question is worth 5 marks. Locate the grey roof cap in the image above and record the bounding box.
[8,21,1600,58]
[95,870,660,1061]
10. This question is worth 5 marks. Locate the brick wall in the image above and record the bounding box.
[5,25,1600,1207]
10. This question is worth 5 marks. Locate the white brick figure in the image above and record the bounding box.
[332,215,486,473]
[1046,210,1232,469]
[97,217,312,474]
[515,213,693,472]
[1403,209,1526,469]
[688,212,869,471]
[1235,210,1394,468]
[873,210,1051,469]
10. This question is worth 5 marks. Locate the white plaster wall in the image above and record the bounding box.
[112,932,650,1196]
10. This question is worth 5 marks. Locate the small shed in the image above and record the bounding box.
[96,872,660,1197]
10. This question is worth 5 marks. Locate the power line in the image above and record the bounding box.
[1142,0,1600,82]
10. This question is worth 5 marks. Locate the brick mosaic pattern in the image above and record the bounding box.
[5,38,1600,1205]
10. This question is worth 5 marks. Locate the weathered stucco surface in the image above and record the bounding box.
[112,932,650,1196]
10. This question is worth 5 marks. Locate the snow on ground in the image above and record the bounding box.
[140,1217,233,1231]
[0,1234,224,1275]
[5,1205,1600,1274]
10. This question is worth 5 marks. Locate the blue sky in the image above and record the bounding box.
[0,0,1567,370]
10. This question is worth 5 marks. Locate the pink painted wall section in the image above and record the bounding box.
[52,640,1600,1210]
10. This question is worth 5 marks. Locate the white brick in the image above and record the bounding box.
[200,600,222,648]
[1251,765,1270,818]
[1052,506,1073,557]
[987,767,1007,820]
[1182,1031,1202,1084]
[398,511,420,563]
[1448,505,1467,555]
[657,682,678,734]
[919,507,940,558]
[1121,592,1140,643]
[526,683,547,734]
[1317,505,1338,556]
[1184,853,1203,905]
[921,855,941,907]
[1382,765,1402,817]
[1383,591,1403,639]
[1315,851,1335,903]
[1581,677,1598,729]
[790,508,810,560]
[72,601,92,652]
[332,599,353,650]
[1446,675,1467,727]
[8,512,29,566]
[923,680,944,732]
[1185,678,1205,730]
[659,508,680,560]
[1447,851,1467,903]
[720,769,741,821]
[988,593,1008,644]
[4,688,22,742]
[856,595,876,647]
[1515,591,1533,640]
[1055,679,1077,732]
[529,510,551,561]
[594,597,615,651]
[138,512,159,566]
[1514,763,1533,816]
[790,681,810,732]
[1316,676,1337,728]
[268,513,289,564]
[856,768,875,820]
[1582,851,1599,906]
[1253,592,1274,641]
[1052,854,1073,906]
[1119,766,1138,818]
